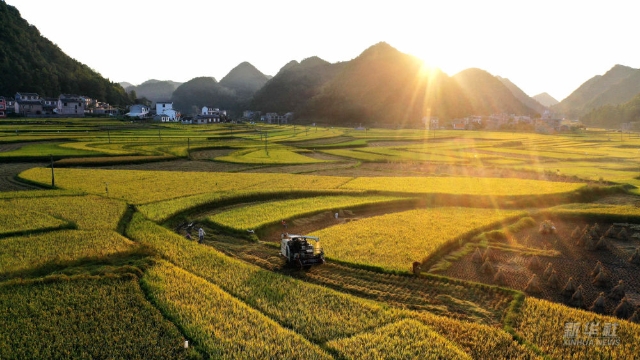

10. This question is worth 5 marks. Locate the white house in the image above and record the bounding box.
[57,94,86,116]
[126,104,150,119]
[156,101,180,121]
[265,112,286,124]
[202,106,218,116]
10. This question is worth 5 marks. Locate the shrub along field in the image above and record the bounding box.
[2,120,640,358]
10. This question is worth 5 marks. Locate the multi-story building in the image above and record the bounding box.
[156,101,180,121]
[57,94,85,116]
[15,92,43,115]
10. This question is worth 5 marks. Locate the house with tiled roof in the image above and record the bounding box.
[57,94,85,116]
[15,92,43,115]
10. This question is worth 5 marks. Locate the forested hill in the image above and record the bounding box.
[553,64,640,118]
[0,2,130,105]
[297,43,536,126]
[581,92,640,128]
[251,56,345,114]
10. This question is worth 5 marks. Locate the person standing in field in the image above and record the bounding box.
[281,220,288,230]
[198,227,205,243]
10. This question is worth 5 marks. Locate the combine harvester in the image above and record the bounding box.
[280,233,325,270]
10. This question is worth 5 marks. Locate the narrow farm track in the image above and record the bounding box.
[0,163,47,191]
[208,237,515,326]
[0,143,26,153]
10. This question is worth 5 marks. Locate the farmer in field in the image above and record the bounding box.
[198,227,205,243]
[281,220,288,230]
[185,232,192,240]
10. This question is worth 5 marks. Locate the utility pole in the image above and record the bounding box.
[264,131,268,155]
[50,154,55,187]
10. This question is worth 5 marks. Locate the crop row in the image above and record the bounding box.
[340,176,585,196]
[19,168,354,204]
[544,203,640,223]
[128,212,544,358]
[215,147,327,164]
[0,189,81,199]
[208,195,408,232]
[515,297,640,358]
[0,275,188,359]
[138,189,366,223]
[0,230,135,279]
[311,207,525,271]
[142,261,331,359]
[20,168,590,208]
[302,265,514,323]
[0,207,68,235]
[326,319,470,359]
[0,195,127,230]
[126,213,400,343]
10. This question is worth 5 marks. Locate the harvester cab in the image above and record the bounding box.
[280,234,325,269]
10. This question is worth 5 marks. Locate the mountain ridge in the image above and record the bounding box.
[0,2,130,105]
[554,64,640,118]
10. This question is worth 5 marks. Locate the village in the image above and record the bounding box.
[0,91,583,133]
[0,92,297,125]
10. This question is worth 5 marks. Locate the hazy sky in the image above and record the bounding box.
[7,0,640,101]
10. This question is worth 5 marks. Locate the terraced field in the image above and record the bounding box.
[3,122,640,358]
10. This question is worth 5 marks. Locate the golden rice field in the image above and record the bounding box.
[326,319,471,360]
[0,230,135,277]
[19,168,589,208]
[516,298,640,359]
[207,195,409,231]
[0,275,188,359]
[0,195,127,230]
[137,189,365,223]
[58,141,134,155]
[126,214,400,343]
[0,208,68,235]
[410,311,537,359]
[142,262,332,359]
[19,168,353,204]
[0,189,81,199]
[215,147,328,164]
[6,123,640,358]
[311,207,525,271]
[547,203,640,219]
[321,148,392,162]
[340,176,585,196]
